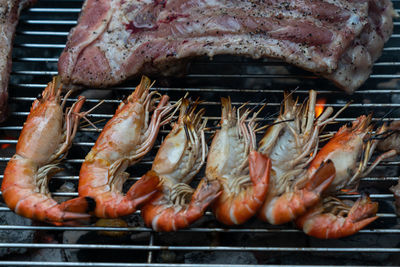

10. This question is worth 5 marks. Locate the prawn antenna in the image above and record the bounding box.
[280,86,300,106]
[255,119,295,133]
[375,107,398,127]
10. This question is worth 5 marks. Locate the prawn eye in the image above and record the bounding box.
[346,121,352,128]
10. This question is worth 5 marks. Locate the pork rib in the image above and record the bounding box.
[0,0,36,122]
[58,0,396,93]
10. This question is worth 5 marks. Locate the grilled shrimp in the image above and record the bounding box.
[1,77,94,225]
[257,90,341,225]
[141,99,221,232]
[307,115,396,192]
[296,195,378,239]
[295,116,396,239]
[206,98,271,225]
[78,76,176,218]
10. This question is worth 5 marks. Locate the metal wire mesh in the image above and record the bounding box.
[1,0,400,266]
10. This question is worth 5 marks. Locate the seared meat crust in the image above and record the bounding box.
[58,0,396,93]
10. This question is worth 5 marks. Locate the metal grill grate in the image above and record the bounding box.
[1,0,400,266]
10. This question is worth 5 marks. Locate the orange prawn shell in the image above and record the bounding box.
[307,115,371,179]
[16,100,64,165]
[88,102,144,162]
[78,158,110,194]
[2,158,38,210]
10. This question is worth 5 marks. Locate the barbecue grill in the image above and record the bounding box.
[1,0,400,266]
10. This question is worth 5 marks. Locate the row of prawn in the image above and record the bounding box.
[2,76,398,239]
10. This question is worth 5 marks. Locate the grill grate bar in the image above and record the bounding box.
[11,70,400,79]
[0,140,95,146]
[11,56,400,68]
[23,20,77,24]
[147,233,154,264]
[0,243,399,252]
[8,113,400,122]
[12,70,58,75]
[14,43,65,48]
[0,191,395,200]
[13,57,59,62]
[0,175,394,182]
[9,96,400,108]
[0,203,395,218]
[1,156,399,166]
[18,31,69,36]
[28,8,82,12]
[10,84,400,94]
[0,262,372,267]
[0,206,395,219]
[0,225,398,233]
[4,116,400,125]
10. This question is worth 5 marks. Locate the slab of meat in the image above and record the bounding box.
[58,0,397,93]
[0,0,35,122]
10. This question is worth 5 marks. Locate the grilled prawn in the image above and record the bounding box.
[206,98,271,225]
[296,196,378,239]
[141,99,220,232]
[257,90,340,225]
[78,76,176,218]
[296,116,396,239]
[307,115,396,192]
[1,77,93,225]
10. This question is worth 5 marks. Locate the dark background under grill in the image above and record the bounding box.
[1,0,400,266]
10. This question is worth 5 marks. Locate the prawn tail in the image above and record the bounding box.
[305,159,336,195]
[259,160,336,225]
[248,150,271,187]
[297,195,378,239]
[191,178,221,211]
[126,170,161,208]
[169,178,221,231]
[59,196,96,214]
[348,195,379,223]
